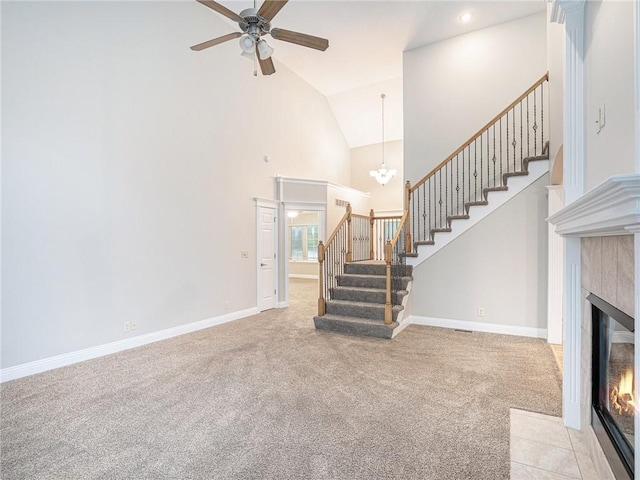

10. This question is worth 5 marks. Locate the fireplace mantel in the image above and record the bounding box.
[548,174,640,237]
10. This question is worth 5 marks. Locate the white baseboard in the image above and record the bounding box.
[0,307,259,383]
[276,301,289,308]
[288,274,318,280]
[408,315,548,339]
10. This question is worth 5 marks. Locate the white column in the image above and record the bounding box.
[547,186,564,344]
[550,0,586,430]
[633,2,640,475]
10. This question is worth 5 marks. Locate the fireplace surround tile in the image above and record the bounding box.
[601,236,619,306]
[582,237,602,297]
[618,234,635,317]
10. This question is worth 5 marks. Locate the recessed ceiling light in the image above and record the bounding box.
[459,12,472,23]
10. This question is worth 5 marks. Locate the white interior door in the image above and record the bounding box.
[258,206,276,311]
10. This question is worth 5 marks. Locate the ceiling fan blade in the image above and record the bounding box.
[196,0,243,23]
[258,56,276,76]
[257,0,288,22]
[190,32,242,51]
[270,28,329,51]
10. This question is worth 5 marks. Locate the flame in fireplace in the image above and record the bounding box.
[610,368,635,416]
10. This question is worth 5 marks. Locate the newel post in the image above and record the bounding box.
[317,241,326,315]
[346,203,353,263]
[384,240,392,325]
[369,209,375,260]
[405,181,412,254]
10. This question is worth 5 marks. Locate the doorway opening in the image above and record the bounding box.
[286,209,321,309]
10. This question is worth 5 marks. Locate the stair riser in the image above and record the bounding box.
[331,289,406,304]
[338,275,386,289]
[325,302,401,321]
[326,302,385,320]
[338,275,411,290]
[344,263,413,277]
[313,316,394,339]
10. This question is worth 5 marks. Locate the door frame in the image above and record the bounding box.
[282,202,326,308]
[255,199,279,312]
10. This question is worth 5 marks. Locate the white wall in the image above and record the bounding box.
[584,0,636,190]
[547,3,565,182]
[1,2,350,369]
[403,12,548,186]
[402,12,549,334]
[350,140,404,213]
[326,183,370,234]
[409,174,549,330]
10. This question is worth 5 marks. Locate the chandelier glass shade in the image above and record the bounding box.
[369,93,396,186]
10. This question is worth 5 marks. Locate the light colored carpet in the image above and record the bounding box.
[1,279,562,479]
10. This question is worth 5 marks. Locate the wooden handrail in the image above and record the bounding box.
[324,209,350,248]
[410,72,549,193]
[387,210,409,252]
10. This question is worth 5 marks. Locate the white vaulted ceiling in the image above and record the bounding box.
[203,1,547,147]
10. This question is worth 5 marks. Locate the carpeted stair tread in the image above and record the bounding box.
[464,200,488,213]
[331,286,408,305]
[482,186,508,199]
[325,299,403,321]
[313,313,399,339]
[338,274,412,290]
[502,171,528,185]
[414,240,435,246]
[447,214,470,222]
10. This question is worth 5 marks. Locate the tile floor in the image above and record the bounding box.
[509,408,600,479]
[510,344,603,479]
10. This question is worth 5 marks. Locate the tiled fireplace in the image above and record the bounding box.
[582,236,636,479]
[549,174,639,479]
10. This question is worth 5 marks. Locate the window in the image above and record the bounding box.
[289,225,318,261]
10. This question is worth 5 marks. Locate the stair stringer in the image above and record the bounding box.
[390,278,413,338]
[407,159,549,269]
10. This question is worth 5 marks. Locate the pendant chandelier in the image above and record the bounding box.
[369,93,396,186]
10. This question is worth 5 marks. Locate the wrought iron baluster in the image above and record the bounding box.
[506,111,510,173]
[474,139,478,201]
[520,101,523,170]
[480,133,483,199]
[512,106,516,171]
[492,124,496,188]
[526,95,530,157]
[533,87,538,155]
[541,81,545,149]
[456,153,460,215]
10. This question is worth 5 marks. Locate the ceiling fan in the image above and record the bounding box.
[190,0,329,76]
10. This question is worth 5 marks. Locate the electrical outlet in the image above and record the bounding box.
[123,321,130,332]
[478,307,485,317]
[131,321,138,330]
[224,301,230,311]
[241,251,249,258]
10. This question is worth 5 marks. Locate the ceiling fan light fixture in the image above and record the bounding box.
[239,34,256,54]
[257,39,274,60]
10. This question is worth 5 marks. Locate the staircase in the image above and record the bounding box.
[407,143,550,267]
[313,73,549,339]
[313,261,413,339]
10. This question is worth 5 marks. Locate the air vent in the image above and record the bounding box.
[335,199,349,208]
